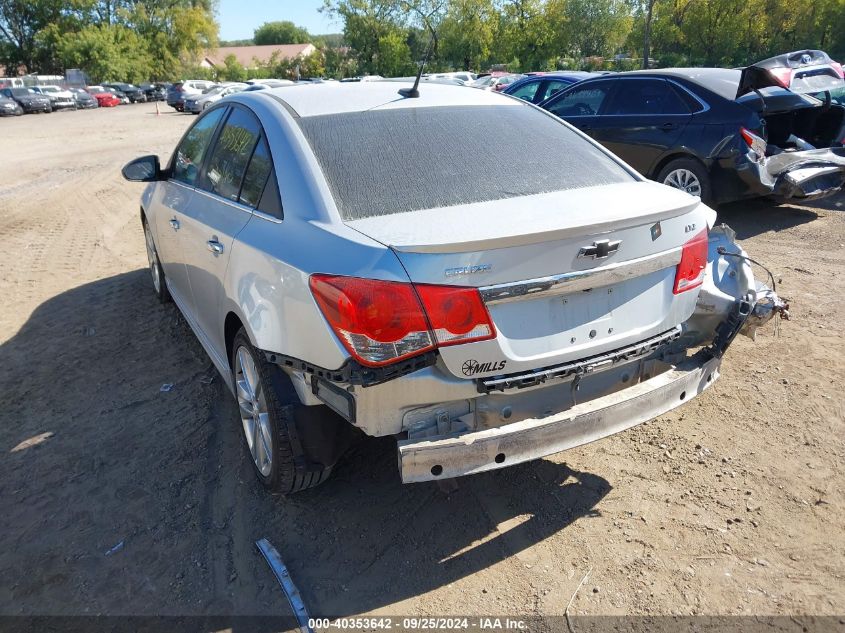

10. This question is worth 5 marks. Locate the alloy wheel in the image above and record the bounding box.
[663,168,702,197]
[235,346,273,477]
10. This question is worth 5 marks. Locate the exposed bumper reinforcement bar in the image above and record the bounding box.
[397,351,721,483]
[478,325,682,393]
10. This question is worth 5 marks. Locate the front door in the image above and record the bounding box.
[178,105,266,357]
[153,106,228,308]
[543,80,615,139]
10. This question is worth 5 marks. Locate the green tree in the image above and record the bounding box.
[439,0,497,70]
[218,52,246,81]
[0,0,70,71]
[323,0,414,75]
[55,23,151,82]
[254,20,311,45]
[273,49,327,79]
[560,0,631,58]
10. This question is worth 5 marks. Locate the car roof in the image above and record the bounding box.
[241,81,519,118]
[575,68,742,101]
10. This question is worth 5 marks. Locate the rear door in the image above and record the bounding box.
[178,104,269,355]
[152,106,227,308]
[589,78,692,176]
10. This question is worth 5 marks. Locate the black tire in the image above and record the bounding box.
[656,157,713,206]
[231,329,334,494]
[142,217,171,304]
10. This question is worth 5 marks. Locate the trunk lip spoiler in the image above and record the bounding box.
[478,246,682,305]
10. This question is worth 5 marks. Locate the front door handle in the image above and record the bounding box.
[207,239,224,255]
[169,218,180,230]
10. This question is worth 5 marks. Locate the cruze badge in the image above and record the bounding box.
[445,264,492,277]
[577,239,621,259]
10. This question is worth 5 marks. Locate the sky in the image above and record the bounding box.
[217,0,340,41]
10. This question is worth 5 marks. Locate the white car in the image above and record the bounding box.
[427,71,478,85]
[30,85,76,109]
[122,82,786,494]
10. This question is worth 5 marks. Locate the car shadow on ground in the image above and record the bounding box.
[0,270,611,618]
[716,191,844,240]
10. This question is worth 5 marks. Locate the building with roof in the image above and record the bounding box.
[201,44,316,70]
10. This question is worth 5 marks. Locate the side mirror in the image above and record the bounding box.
[122,155,161,182]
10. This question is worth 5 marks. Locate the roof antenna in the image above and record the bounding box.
[399,36,435,98]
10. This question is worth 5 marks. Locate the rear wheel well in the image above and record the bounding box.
[224,312,245,370]
[651,152,706,180]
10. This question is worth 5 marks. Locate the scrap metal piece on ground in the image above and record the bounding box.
[256,537,314,633]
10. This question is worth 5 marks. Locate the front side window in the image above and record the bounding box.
[604,79,690,115]
[546,83,612,117]
[537,80,569,102]
[201,107,262,201]
[171,106,226,186]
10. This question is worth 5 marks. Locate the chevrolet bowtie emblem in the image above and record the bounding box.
[578,239,621,259]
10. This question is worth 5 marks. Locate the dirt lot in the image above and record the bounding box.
[0,105,843,622]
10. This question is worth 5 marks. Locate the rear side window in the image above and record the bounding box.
[240,134,282,219]
[200,107,262,201]
[546,83,612,117]
[605,79,690,115]
[510,80,541,102]
[298,104,633,220]
[171,107,226,186]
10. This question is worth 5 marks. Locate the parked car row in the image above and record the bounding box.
[166,79,297,113]
[0,81,170,115]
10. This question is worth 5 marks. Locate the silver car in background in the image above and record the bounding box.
[184,82,248,113]
[123,82,787,494]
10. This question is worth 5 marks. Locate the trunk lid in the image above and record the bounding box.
[347,181,713,379]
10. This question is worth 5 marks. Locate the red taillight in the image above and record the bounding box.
[673,229,709,294]
[309,275,434,366]
[768,67,793,88]
[309,275,495,367]
[740,127,767,159]
[831,61,844,79]
[415,284,496,346]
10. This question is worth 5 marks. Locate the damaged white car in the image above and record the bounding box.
[123,81,788,493]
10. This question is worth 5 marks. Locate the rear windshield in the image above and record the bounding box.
[297,104,633,220]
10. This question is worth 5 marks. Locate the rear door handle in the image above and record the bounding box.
[169,218,180,230]
[207,239,224,255]
[660,122,678,131]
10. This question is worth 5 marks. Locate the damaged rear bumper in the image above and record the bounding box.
[742,146,845,200]
[397,351,721,483]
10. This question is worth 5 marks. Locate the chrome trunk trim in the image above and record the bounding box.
[479,247,682,305]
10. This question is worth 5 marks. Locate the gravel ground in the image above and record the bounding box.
[0,105,842,622]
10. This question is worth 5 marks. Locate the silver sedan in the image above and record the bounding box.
[123,82,786,493]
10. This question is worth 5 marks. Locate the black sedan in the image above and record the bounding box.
[0,87,52,113]
[103,83,146,103]
[70,88,99,109]
[139,83,167,101]
[0,94,23,116]
[539,68,845,204]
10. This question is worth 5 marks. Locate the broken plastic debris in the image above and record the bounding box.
[104,540,124,556]
[160,383,174,392]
